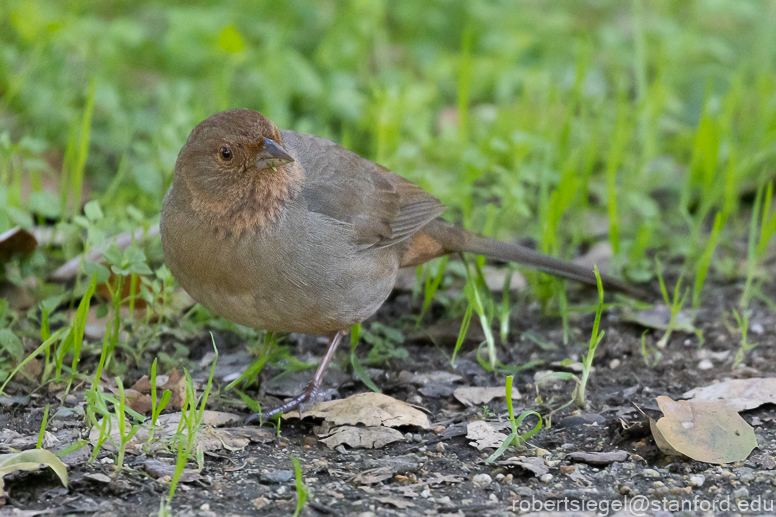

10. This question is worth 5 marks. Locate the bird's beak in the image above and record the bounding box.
[256,137,294,170]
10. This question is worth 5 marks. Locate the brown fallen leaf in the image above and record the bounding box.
[286,392,429,429]
[88,410,265,453]
[143,458,202,482]
[454,386,522,407]
[683,378,776,411]
[109,388,152,415]
[621,305,697,333]
[651,395,757,464]
[317,426,404,449]
[566,450,629,465]
[160,369,189,409]
[465,420,510,450]
[130,375,153,394]
[0,227,37,260]
[374,496,415,509]
[493,456,549,477]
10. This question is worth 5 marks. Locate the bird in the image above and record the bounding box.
[160,109,636,423]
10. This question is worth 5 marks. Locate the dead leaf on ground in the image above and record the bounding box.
[0,227,37,261]
[493,456,549,477]
[573,241,612,274]
[88,410,269,453]
[375,497,415,509]
[317,426,404,449]
[143,458,202,482]
[465,420,510,450]
[454,386,521,407]
[286,393,429,429]
[566,450,629,465]
[622,305,696,332]
[683,378,776,411]
[160,369,189,409]
[651,395,757,464]
[109,388,152,415]
[352,455,421,485]
[397,371,463,386]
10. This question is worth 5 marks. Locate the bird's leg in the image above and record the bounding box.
[245,331,344,425]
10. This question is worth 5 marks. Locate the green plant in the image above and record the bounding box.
[36,404,49,449]
[112,377,141,474]
[349,323,380,393]
[292,456,308,517]
[146,358,172,448]
[486,376,542,463]
[655,257,689,349]
[732,310,757,369]
[741,182,776,308]
[576,267,605,408]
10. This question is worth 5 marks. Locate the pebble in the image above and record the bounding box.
[488,494,498,503]
[412,433,423,443]
[514,486,533,497]
[404,432,413,441]
[560,465,575,475]
[421,489,431,498]
[436,442,445,453]
[472,474,492,487]
[609,359,620,369]
[619,486,631,495]
[734,487,750,499]
[697,359,713,370]
[199,504,210,512]
[751,322,765,335]
[437,496,451,504]
[277,486,287,495]
[643,469,660,478]
[433,426,446,434]
[505,474,513,485]
[654,486,669,497]
[540,474,553,483]
[534,448,551,457]
[689,475,705,487]
[357,513,376,517]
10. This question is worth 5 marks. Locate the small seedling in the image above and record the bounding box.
[732,310,757,368]
[292,456,308,517]
[576,266,605,408]
[486,376,542,463]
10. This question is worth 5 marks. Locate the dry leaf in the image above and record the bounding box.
[0,227,37,260]
[160,369,189,409]
[566,450,629,465]
[493,456,549,477]
[465,420,509,450]
[652,396,757,464]
[683,378,776,411]
[622,306,696,332]
[318,426,404,449]
[397,371,463,386]
[454,386,521,407]
[88,410,267,453]
[287,393,429,428]
[375,497,416,509]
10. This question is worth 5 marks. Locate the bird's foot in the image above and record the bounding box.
[244,382,321,425]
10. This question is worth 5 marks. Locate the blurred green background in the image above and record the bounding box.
[1,0,775,284]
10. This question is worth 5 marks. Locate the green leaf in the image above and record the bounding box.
[0,329,23,362]
[0,449,68,497]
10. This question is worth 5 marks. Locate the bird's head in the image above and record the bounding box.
[174,109,303,235]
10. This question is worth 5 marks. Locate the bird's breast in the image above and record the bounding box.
[161,191,398,335]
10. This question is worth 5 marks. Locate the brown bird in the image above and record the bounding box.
[161,109,634,422]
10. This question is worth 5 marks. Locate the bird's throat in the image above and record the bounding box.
[186,162,304,238]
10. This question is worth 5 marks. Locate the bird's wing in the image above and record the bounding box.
[281,130,445,248]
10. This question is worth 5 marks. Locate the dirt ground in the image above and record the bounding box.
[2,274,776,517]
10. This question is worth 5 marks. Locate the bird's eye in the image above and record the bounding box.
[219,147,232,161]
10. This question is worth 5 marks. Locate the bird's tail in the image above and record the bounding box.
[401,219,641,296]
